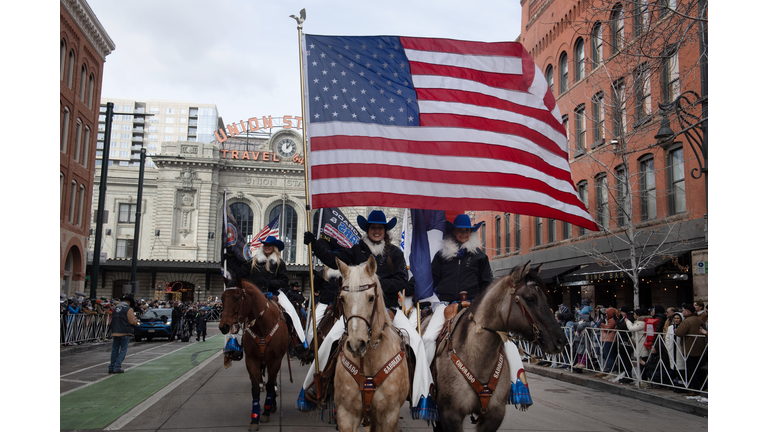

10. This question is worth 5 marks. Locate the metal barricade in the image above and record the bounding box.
[516,325,707,395]
[60,313,113,345]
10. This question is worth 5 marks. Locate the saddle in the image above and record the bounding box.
[434,292,472,359]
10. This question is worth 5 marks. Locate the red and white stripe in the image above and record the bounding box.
[304,37,597,230]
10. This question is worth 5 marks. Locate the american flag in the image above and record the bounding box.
[302,35,597,231]
[250,215,280,250]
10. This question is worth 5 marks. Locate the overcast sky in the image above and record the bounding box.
[88,0,522,124]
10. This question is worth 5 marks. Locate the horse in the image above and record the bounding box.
[427,262,565,432]
[219,279,292,431]
[334,255,410,432]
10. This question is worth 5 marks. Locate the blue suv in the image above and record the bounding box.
[134,308,173,342]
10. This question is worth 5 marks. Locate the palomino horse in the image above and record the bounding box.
[334,255,409,432]
[219,279,291,431]
[428,262,565,432]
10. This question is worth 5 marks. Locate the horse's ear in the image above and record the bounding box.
[336,258,349,278]
[365,254,377,277]
[510,260,532,286]
[531,263,543,274]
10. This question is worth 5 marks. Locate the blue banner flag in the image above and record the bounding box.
[409,209,446,301]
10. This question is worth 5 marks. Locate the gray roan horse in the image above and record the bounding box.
[427,262,565,432]
[334,255,410,432]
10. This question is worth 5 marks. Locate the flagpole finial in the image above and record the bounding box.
[289,8,306,30]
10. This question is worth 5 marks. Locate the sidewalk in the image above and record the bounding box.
[525,363,708,417]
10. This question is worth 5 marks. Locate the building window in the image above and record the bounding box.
[596,174,609,229]
[611,4,624,55]
[548,218,556,243]
[79,65,87,102]
[559,52,568,94]
[667,147,686,215]
[592,93,605,147]
[61,107,71,153]
[481,223,487,253]
[77,184,85,226]
[166,108,175,114]
[504,213,511,254]
[165,117,175,124]
[67,50,75,88]
[514,214,521,251]
[150,107,160,114]
[661,47,680,104]
[616,165,629,226]
[535,217,542,246]
[494,217,501,256]
[562,115,570,156]
[575,104,586,154]
[60,173,64,208]
[578,180,589,236]
[164,126,174,133]
[634,62,651,123]
[546,65,554,94]
[634,0,649,37]
[69,180,77,223]
[230,202,254,243]
[116,239,134,259]
[661,0,677,17]
[574,38,585,81]
[118,203,137,223]
[639,155,656,221]
[82,127,90,168]
[591,22,603,69]
[270,204,299,262]
[73,119,83,162]
[562,221,571,240]
[612,79,626,138]
[60,40,67,81]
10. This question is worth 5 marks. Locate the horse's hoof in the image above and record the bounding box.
[261,414,269,423]
[249,423,259,431]
[270,405,277,413]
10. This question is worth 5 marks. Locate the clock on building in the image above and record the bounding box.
[277,137,298,158]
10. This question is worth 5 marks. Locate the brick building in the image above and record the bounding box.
[479,0,708,310]
[60,0,114,297]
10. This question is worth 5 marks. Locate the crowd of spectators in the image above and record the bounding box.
[549,298,708,395]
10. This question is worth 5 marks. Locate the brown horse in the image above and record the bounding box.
[427,262,565,432]
[219,279,291,431]
[334,255,409,432]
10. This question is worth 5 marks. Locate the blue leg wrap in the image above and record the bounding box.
[251,399,260,424]
[509,378,533,408]
[264,393,276,413]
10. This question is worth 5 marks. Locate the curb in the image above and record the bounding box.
[526,364,707,417]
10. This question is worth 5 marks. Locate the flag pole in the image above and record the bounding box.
[291,9,321,381]
[223,189,227,287]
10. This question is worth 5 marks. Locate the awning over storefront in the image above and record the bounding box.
[537,265,582,284]
[560,254,682,286]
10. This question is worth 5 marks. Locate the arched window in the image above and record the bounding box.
[545,64,554,94]
[82,126,90,168]
[270,205,298,263]
[79,64,87,101]
[61,106,70,152]
[69,180,77,223]
[591,22,603,69]
[229,202,254,242]
[60,40,67,81]
[611,4,624,54]
[574,38,585,81]
[73,119,82,162]
[77,184,85,226]
[67,50,75,88]
[87,74,95,110]
[559,52,568,94]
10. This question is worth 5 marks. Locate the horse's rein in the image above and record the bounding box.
[340,282,385,348]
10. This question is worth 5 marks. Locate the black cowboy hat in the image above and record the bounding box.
[445,214,483,232]
[262,235,285,251]
[357,210,397,232]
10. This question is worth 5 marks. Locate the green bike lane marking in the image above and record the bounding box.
[60,336,223,430]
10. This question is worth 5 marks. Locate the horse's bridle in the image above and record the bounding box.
[507,280,542,343]
[229,286,270,330]
[340,282,385,348]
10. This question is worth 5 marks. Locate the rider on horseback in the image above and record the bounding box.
[299,210,438,421]
[422,214,533,410]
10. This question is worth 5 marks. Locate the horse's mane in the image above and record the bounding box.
[467,263,549,312]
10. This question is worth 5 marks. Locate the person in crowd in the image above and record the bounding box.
[666,311,686,389]
[614,305,635,378]
[196,308,207,342]
[109,294,139,374]
[694,299,707,329]
[597,307,617,376]
[663,307,676,333]
[300,210,436,420]
[171,302,183,341]
[559,311,576,368]
[675,303,707,393]
[573,310,592,370]
[249,235,307,353]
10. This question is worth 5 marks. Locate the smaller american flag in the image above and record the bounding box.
[251,216,280,250]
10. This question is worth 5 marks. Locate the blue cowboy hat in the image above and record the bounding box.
[357,210,397,232]
[262,235,285,251]
[445,214,483,232]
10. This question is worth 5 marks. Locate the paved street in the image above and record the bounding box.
[60,323,707,431]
